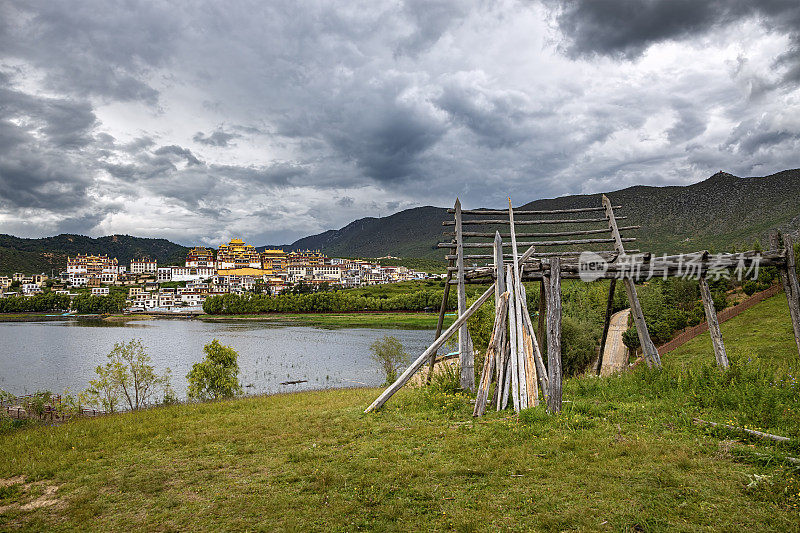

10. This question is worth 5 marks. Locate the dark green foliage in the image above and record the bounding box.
[203,288,453,314]
[187,339,243,401]
[72,293,125,314]
[0,292,71,313]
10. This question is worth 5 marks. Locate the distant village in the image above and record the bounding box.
[0,238,432,313]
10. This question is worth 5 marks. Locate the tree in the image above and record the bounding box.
[370,335,410,385]
[83,339,171,411]
[187,339,243,401]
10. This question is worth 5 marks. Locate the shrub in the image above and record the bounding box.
[187,339,243,401]
[743,280,758,296]
[370,335,410,385]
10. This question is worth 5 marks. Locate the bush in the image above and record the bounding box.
[370,335,410,385]
[743,280,758,296]
[187,339,243,401]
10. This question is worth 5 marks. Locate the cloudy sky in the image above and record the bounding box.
[1,0,799,246]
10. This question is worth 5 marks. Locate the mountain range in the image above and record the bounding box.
[2,169,799,274]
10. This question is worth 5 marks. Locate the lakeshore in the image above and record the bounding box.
[0,310,451,329]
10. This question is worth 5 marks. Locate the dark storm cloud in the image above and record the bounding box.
[153,145,202,167]
[0,1,177,104]
[548,0,800,83]
[193,129,241,147]
[1,0,799,244]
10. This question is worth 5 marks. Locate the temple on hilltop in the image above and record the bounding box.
[185,247,215,268]
[261,248,288,276]
[216,238,268,276]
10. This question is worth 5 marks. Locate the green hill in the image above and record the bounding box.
[0,234,189,275]
[288,169,800,260]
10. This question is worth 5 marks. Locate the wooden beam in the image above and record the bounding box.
[443,216,628,226]
[454,199,474,391]
[781,233,800,357]
[506,267,521,412]
[537,280,546,356]
[445,226,641,238]
[546,257,563,413]
[437,237,635,248]
[364,284,495,412]
[509,198,528,410]
[447,206,623,215]
[699,275,729,368]
[596,278,617,375]
[602,194,661,368]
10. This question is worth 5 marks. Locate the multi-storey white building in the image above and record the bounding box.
[130,257,157,274]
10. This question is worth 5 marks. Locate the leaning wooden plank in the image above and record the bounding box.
[693,418,790,443]
[364,283,495,413]
[782,233,800,357]
[506,267,521,412]
[500,336,512,410]
[508,198,528,410]
[699,275,729,368]
[520,283,548,400]
[547,257,563,414]
[473,292,509,417]
[602,194,661,368]
[429,253,454,383]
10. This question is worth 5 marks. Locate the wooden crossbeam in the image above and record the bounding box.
[447,206,622,215]
[444,226,640,238]
[438,237,635,248]
[443,216,627,226]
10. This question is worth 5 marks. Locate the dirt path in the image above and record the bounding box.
[600,309,630,376]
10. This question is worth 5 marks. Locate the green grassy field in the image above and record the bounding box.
[1,295,799,531]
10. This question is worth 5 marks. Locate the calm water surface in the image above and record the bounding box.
[0,319,434,398]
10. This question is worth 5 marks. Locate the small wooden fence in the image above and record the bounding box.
[657,284,782,355]
[1,394,104,423]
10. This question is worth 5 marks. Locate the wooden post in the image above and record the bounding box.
[428,253,454,383]
[537,280,546,354]
[508,198,528,409]
[365,283,495,412]
[698,275,729,368]
[602,194,661,368]
[494,231,505,304]
[596,278,617,375]
[547,257,562,413]
[781,233,800,357]
[506,266,521,412]
[454,199,474,391]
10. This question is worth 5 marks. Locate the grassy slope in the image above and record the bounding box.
[1,296,799,531]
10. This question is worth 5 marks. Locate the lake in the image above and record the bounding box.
[0,319,435,399]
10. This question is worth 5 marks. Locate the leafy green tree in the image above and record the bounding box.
[187,339,243,401]
[84,339,171,411]
[370,335,410,385]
